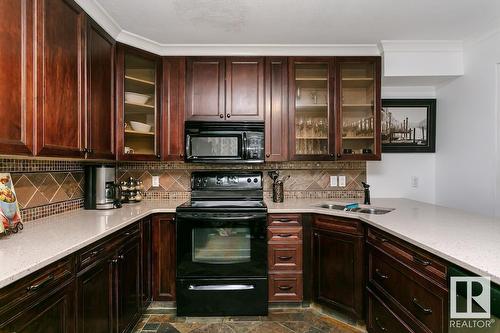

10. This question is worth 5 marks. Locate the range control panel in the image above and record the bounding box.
[191,172,262,191]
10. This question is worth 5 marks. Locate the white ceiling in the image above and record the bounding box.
[94,0,500,45]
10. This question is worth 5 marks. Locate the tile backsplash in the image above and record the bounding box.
[1,158,366,222]
[117,161,366,200]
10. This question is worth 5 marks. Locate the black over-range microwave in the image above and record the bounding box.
[185,121,264,163]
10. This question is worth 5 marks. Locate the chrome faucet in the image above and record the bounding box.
[362,182,371,205]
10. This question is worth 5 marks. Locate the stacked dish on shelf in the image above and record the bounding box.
[123,54,157,155]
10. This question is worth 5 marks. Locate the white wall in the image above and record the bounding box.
[435,30,500,216]
[367,87,437,203]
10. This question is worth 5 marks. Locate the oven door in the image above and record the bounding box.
[185,132,244,163]
[176,212,267,278]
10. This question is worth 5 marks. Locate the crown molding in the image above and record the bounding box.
[380,40,463,53]
[74,0,121,38]
[117,30,380,56]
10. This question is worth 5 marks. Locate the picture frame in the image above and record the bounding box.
[381,99,436,153]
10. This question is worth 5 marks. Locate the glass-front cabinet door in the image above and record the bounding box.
[336,57,381,160]
[117,46,161,160]
[289,58,334,160]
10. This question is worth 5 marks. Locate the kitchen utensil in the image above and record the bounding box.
[125,92,150,105]
[129,121,152,133]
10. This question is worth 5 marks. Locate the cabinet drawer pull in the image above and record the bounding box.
[91,248,103,257]
[412,297,432,314]
[278,256,293,261]
[376,236,389,243]
[26,274,54,292]
[278,234,292,238]
[278,285,293,291]
[375,317,387,332]
[413,256,431,266]
[276,218,292,222]
[375,268,389,280]
[124,232,131,236]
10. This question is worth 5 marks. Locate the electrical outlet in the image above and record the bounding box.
[330,176,338,187]
[152,175,160,187]
[338,175,346,187]
[411,176,419,188]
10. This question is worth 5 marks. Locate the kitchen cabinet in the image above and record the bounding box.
[336,57,381,160]
[35,0,86,157]
[116,236,142,333]
[0,257,75,333]
[86,18,115,160]
[0,0,34,156]
[312,215,364,320]
[152,214,176,301]
[288,57,336,160]
[77,257,113,333]
[268,214,303,302]
[186,57,265,122]
[186,57,225,121]
[225,57,265,121]
[366,227,448,333]
[116,44,162,160]
[141,217,153,309]
[162,57,186,161]
[264,57,289,161]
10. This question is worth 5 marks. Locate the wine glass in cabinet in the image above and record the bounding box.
[289,58,335,160]
[336,57,381,160]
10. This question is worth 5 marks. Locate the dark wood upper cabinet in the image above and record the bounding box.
[312,215,365,320]
[35,0,85,157]
[86,18,115,160]
[152,214,176,301]
[0,0,34,156]
[225,57,264,121]
[162,57,186,161]
[265,57,288,161]
[288,57,336,160]
[336,57,381,160]
[186,57,225,121]
[116,45,162,161]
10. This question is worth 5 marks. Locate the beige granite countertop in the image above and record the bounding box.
[1,198,499,289]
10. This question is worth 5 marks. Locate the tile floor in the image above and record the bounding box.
[132,304,365,333]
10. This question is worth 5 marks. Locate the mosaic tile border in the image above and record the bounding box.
[0,158,86,173]
[20,198,84,222]
[117,161,366,171]
[143,191,191,201]
[264,191,364,199]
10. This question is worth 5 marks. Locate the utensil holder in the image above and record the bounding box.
[272,183,284,203]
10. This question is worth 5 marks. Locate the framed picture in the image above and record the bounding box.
[0,173,23,236]
[381,99,436,153]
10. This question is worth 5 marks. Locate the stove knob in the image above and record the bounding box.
[247,178,252,183]
[253,178,258,183]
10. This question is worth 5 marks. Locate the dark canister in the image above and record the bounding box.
[272,182,284,203]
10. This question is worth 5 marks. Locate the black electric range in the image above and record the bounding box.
[176,171,268,317]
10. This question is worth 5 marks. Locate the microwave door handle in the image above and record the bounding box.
[243,132,248,159]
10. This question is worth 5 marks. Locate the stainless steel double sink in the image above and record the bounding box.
[316,203,394,215]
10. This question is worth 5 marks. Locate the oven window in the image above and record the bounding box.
[192,227,251,264]
[191,137,239,157]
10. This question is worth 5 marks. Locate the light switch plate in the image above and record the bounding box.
[152,175,160,187]
[338,175,346,187]
[330,176,338,187]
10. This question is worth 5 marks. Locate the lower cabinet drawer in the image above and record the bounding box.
[368,245,448,333]
[268,227,302,243]
[0,257,73,316]
[269,273,303,302]
[268,243,302,271]
[367,288,416,333]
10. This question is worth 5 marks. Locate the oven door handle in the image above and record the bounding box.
[242,132,248,159]
[188,284,255,291]
[179,214,266,221]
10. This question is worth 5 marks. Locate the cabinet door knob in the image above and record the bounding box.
[180,153,184,158]
[156,154,161,159]
[265,153,270,158]
[219,114,224,118]
[336,153,341,158]
[226,114,231,118]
